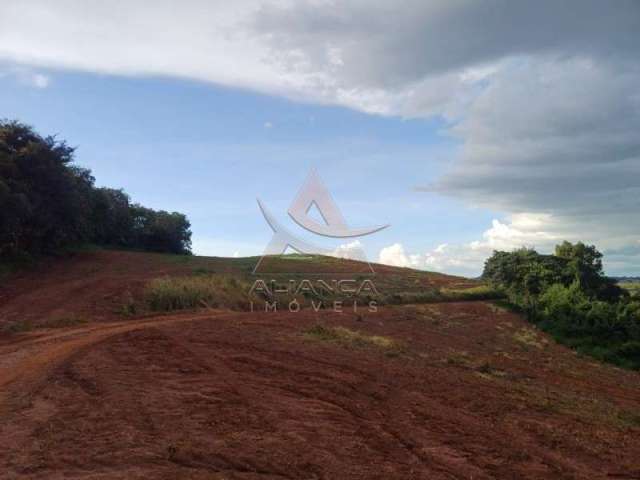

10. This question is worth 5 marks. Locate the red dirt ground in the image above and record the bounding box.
[1,251,639,479]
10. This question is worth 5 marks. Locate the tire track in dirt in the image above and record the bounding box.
[0,311,234,415]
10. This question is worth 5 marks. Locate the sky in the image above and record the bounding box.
[0,0,639,276]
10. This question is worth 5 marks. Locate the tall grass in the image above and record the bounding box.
[144,275,250,312]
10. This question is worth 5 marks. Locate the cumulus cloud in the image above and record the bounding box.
[378,243,427,269]
[1,0,639,273]
[378,243,411,268]
[331,240,367,262]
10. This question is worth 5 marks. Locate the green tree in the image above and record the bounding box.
[0,120,94,256]
[1,120,192,259]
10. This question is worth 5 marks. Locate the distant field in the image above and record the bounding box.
[620,281,640,297]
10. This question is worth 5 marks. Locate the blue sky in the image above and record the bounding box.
[0,69,498,272]
[1,1,638,275]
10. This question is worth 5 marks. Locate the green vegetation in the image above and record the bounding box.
[483,241,640,369]
[0,120,191,263]
[304,324,401,351]
[144,275,250,312]
[440,285,505,301]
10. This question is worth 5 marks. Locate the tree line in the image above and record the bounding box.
[483,242,640,369]
[0,120,192,260]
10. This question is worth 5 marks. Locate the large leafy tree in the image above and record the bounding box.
[0,121,94,256]
[0,120,192,258]
[483,242,624,303]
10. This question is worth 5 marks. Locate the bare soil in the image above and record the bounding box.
[0,251,639,479]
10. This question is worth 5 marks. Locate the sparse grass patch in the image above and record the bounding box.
[145,275,250,312]
[445,350,473,367]
[474,361,509,380]
[518,384,640,430]
[304,325,401,352]
[513,327,548,350]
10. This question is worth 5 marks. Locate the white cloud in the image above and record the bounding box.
[331,239,367,262]
[378,243,409,268]
[378,243,423,269]
[263,121,273,128]
[469,215,560,252]
[29,72,49,88]
[379,214,566,276]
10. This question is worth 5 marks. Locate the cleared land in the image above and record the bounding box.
[0,250,639,479]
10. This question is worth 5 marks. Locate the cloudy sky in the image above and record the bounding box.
[1,0,639,275]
